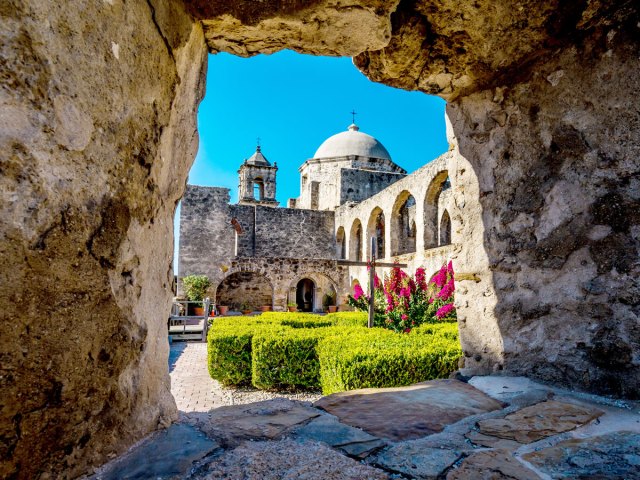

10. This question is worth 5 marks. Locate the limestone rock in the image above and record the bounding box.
[522,431,640,479]
[465,431,522,450]
[194,398,321,447]
[92,424,219,480]
[446,450,542,480]
[314,379,503,441]
[0,0,207,477]
[477,400,603,443]
[372,444,462,479]
[199,438,389,479]
[291,414,385,458]
[186,0,398,57]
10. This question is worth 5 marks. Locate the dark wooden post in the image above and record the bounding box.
[368,237,376,328]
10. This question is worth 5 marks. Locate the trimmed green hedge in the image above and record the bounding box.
[207,312,461,394]
[318,331,462,395]
[207,318,283,386]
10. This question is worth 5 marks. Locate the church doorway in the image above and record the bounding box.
[296,278,315,312]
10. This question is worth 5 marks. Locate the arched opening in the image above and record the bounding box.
[367,207,385,259]
[296,278,315,312]
[439,209,451,246]
[423,171,450,249]
[391,191,417,256]
[336,226,346,260]
[349,219,363,262]
[253,177,265,201]
[216,271,273,311]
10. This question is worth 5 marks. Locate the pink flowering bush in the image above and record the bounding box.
[347,261,456,333]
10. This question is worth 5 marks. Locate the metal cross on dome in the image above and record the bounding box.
[350,109,357,124]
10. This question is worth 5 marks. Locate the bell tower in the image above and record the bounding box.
[238,145,279,206]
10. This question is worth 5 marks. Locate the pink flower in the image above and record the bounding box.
[415,268,427,291]
[353,283,364,300]
[447,261,454,275]
[431,265,447,288]
[436,303,455,319]
[438,277,455,300]
[374,274,381,289]
[404,328,411,333]
[399,287,411,299]
[401,314,408,321]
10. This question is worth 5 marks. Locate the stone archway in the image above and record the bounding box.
[216,271,273,310]
[295,278,316,312]
[5,1,639,477]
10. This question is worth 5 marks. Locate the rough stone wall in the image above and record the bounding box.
[254,206,336,259]
[297,156,407,211]
[335,153,456,296]
[222,258,349,311]
[179,186,235,283]
[1,0,207,477]
[216,271,273,310]
[449,24,640,398]
[340,168,406,205]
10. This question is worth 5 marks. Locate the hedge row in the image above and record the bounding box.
[207,312,461,394]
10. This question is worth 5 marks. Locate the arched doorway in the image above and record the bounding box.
[216,271,273,311]
[439,209,451,246]
[296,278,315,312]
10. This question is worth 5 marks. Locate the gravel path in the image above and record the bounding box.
[169,341,321,413]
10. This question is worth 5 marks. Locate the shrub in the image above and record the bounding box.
[207,317,282,386]
[318,328,462,395]
[325,311,368,327]
[207,312,461,394]
[182,275,211,302]
[251,328,328,390]
[347,262,457,332]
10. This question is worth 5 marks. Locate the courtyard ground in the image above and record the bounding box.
[91,341,640,479]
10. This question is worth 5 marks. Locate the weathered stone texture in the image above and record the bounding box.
[1,0,207,477]
[186,0,399,58]
[449,21,640,397]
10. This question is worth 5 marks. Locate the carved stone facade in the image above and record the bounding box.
[178,127,454,312]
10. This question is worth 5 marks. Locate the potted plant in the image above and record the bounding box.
[323,292,337,313]
[182,275,211,316]
[218,305,229,316]
[240,302,252,315]
[287,302,297,312]
[260,305,272,312]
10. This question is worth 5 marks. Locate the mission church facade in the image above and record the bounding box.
[178,123,455,311]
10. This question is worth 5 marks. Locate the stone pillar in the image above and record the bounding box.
[0,0,207,477]
[451,26,639,398]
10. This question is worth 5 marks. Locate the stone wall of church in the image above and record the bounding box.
[340,168,406,204]
[179,186,337,295]
[335,153,457,281]
[254,207,335,258]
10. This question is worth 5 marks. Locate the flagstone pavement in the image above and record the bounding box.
[91,341,640,479]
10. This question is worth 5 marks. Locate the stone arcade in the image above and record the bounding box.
[2,0,638,477]
[178,122,455,313]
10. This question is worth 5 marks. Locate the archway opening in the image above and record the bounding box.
[336,226,346,260]
[439,209,451,246]
[391,191,417,256]
[216,271,273,311]
[367,207,385,259]
[296,278,315,312]
[349,220,363,261]
[423,171,450,249]
[253,177,265,201]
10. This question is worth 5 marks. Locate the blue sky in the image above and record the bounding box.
[175,50,448,269]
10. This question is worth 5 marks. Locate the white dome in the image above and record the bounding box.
[313,124,392,161]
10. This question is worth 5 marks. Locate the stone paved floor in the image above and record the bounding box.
[92,346,640,479]
[169,341,219,412]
